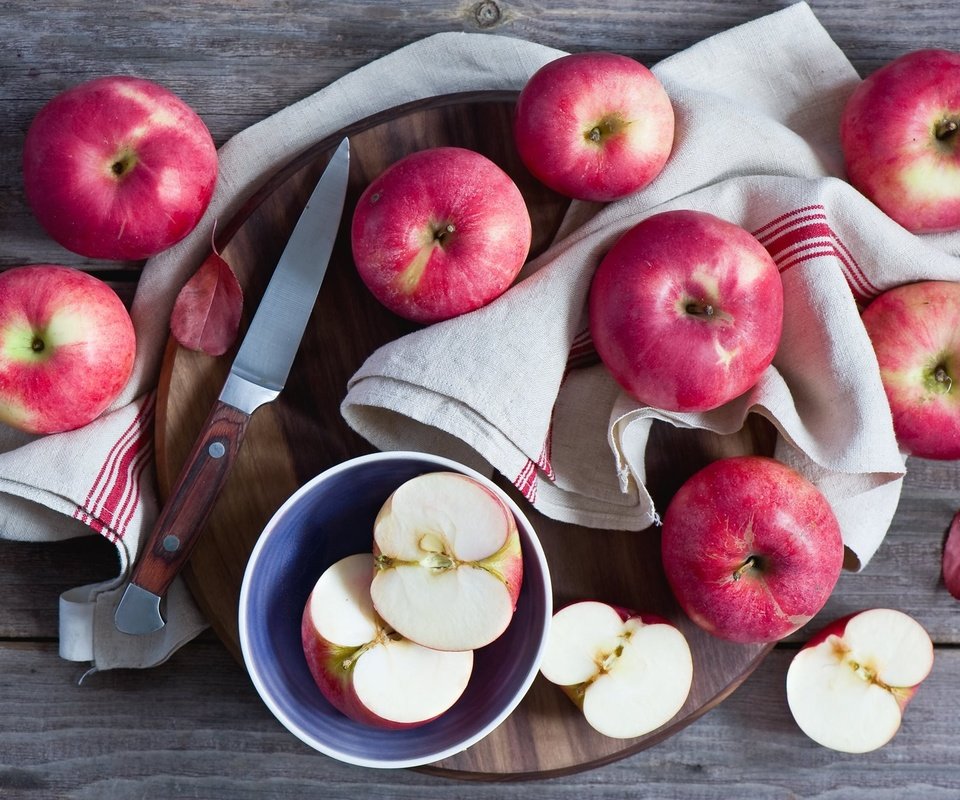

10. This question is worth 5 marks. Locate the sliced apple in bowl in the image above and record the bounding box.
[369,471,524,652]
[302,552,474,729]
[539,600,693,739]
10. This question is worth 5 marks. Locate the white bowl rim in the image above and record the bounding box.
[238,449,553,769]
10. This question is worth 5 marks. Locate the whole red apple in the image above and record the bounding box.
[23,76,218,260]
[588,209,784,412]
[661,455,844,644]
[840,49,960,233]
[350,146,532,324]
[513,52,674,202]
[0,265,136,434]
[860,280,960,459]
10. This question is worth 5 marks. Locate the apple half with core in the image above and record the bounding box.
[351,146,532,324]
[840,49,960,233]
[539,601,693,739]
[301,553,474,728]
[661,455,844,644]
[23,75,218,260]
[0,265,136,434]
[786,608,934,753]
[860,280,960,460]
[513,52,675,202]
[589,209,784,412]
[369,471,524,652]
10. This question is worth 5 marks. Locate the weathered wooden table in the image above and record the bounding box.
[3,2,959,797]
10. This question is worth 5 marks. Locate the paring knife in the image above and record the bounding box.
[115,137,351,635]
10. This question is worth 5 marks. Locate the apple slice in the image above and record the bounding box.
[539,601,693,739]
[369,471,524,652]
[301,552,474,728]
[786,608,934,753]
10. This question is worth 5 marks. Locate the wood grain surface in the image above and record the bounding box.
[154,94,778,778]
[4,1,960,798]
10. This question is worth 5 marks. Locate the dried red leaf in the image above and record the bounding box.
[943,509,960,600]
[170,251,243,356]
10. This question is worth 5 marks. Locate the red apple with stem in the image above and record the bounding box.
[23,76,218,260]
[661,455,844,644]
[0,265,136,434]
[786,608,934,753]
[350,146,532,324]
[840,49,960,233]
[861,280,960,460]
[513,51,675,201]
[589,209,784,413]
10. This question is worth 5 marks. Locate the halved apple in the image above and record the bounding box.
[301,552,474,728]
[369,471,524,652]
[539,600,693,739]
[786,608,934,753]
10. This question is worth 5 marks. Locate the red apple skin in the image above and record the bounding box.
[350,147,532,324]
[23,76,218,260]
[0,265,136,434]
[588,210,784,412]
[861,280,960,460]
[840,49,960,233]
[514,52,674,202]
[300,600,414,730]
[661,455,844,644]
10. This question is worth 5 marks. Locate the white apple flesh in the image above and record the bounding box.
[0,265,136,434]
[786,608,934,753]
[301,553,474,728]
[369,471,524,652]
[539,601,693,739]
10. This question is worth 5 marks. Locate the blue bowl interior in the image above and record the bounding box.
[241,454,550,767]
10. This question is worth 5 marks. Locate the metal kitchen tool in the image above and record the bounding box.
[115,137,351,635]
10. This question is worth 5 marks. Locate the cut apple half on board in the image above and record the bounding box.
[539,601,693,739]
[301,553,474,728]
[786,608,934,753]
[369,471,524,652]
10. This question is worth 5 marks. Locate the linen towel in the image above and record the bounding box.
[3,2,952,671]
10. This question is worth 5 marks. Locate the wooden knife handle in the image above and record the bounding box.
[130,399,251,598]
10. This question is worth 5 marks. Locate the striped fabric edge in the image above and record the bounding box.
[73,392,157,544]
[753,204,880,304]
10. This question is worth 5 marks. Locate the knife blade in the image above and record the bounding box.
[115,137,350,636]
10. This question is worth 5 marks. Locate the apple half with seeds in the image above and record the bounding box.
[369,471,524,652]
[539,600,693,739]
[786,608,934,753]
[301,553,474,728]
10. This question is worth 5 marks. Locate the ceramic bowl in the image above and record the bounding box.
[238,450,553,769]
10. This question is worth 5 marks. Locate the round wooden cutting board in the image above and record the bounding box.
[155,92,775,780]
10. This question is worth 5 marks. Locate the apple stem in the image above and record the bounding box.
[685,301,715,318]
[732,555,759,581]
[935,118,959,141]
[433,223,456,245]
[935,365,953,393]
[31,336,44,353]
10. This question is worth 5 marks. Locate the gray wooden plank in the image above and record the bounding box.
[0,640,956,799]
